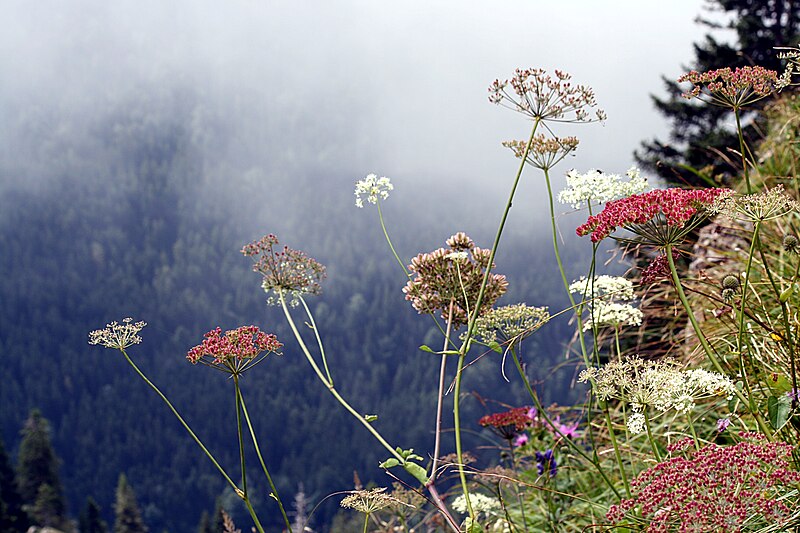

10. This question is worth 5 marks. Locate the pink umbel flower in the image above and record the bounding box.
[479,406,535,441]
[576,187,732,243]
[186,325,282,375]
[607,433,800,531]
[678,65,789,108]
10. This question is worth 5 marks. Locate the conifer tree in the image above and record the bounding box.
[79,497,108,533]
[0,437,29,532]
[112,475,147,533]
[16,409,68,528]
[637,0,800,186]
[196,510,212,533]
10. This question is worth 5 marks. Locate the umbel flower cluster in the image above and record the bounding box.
[678,65,790,108]
[470,303,550,348]
[242,234,327,306]
[502,135,579,170]
[608,433,800,531]
[403,232,508,329]
[558,167,649,209]
[569,275,642,331]
[478,406,536,440]
[186,325,282,375]
[354,173,393,208]
[488,68,606,122]
[579,356,735,433]
[576,187,732,243]
[712,184,800,222]
[88,318,147,350]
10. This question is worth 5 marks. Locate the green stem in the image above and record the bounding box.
[119,349,238,492]
[736,221,760,358]
[362,512,370,533]
[377,200,410,278]
[734,108,752,194]
[664,244,773,438]
[429,300,454,484]
[234,375,248,497]
[643,411,662,462]
[603,405,631,498]
[686,413,701,452]
[238,386,292,530]
[299,295,334,386]
[242,498,266,533]
[452,353,474,522]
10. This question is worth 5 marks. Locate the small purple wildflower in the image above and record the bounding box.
[787,388,800,402]
[513,434,529,447]
[535,449,557,477]
[716,418,731,433]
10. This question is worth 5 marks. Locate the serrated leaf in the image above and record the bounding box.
[379,458,400,469]
[403,461,428,484]
[488,340,503,354]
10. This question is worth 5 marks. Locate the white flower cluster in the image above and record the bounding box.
[558,167,649,209]
[451,493,501,515]
[579,357,736,433]
[570,275,641,330]
[354,173,393,208]
[88,318,147,350]
[468,303,550,346]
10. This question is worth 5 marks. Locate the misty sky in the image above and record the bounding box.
[1,0,710,189]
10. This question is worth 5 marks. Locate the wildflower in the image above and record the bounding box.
[479,406,535,441]
[783,234,799,254]
[626,413,645,434]
[678,65,788,108]
[469,304,550,348]
[242,234,326,306]
[558,167,650,209]
[403,233,508,329]
[186,325,282,375]
[535,449,557,477]
[640,249,682,285]
[451,493,501,515]
[354,173,393,208]
[787,388,800,402]
[716,417,731,432]
[489,68,606,122]
[721,274,741,291]
[88,318,147,350]
[340,487,407,514]
[576,187,732,244]
[502,135,579,170]
[570,275,642,331]
[512,433,528,447]
[548,415,580,439]
[607,433,800,530]
[712,185,799,222]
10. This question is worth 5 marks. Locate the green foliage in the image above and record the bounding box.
[79,497,109,533]
[113,474,147,533]
[0,437,28,532]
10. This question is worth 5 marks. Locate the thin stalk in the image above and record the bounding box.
[377,200,410,278]
[736,221,761,358]
[664,244,773,438]
[686,413,701,452]
[429,300,454,484]
[234,375,248,497]
[642,410,662,462]
[734,108,752,194]
[362,512,370,533]
[603,406,631,498]
[452,353,474,521]
[119,349,238,491]
[242,498,266,533]
[238,388,292,530]
[299,295,333,386]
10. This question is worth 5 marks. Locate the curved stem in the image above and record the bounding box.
[119,349,238,491]
[452,353,474,521]
[238,387,292,530]
[377,200,410,278]
[299,295,333,386]
[429,300,454,484]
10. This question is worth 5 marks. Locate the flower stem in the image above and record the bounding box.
[452,353,474,522]
[233,375,266,533]
[119,349,238,492]
[429,300,454,484]
[299,295,334,386]
[237,386,292,530]
[377,200,410,278]
[643,410,662,462]
[734,108,752,194]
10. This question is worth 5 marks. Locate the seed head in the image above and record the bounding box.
[783,234,799,253]
[678,65,788,108]
[721,274,741,291]
[88,318,147,350]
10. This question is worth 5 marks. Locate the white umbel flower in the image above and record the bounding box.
[355,173,393,208]
[558,167,649,209]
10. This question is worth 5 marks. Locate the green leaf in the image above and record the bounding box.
[768,395,791,430]
[419,345,435,353]
[379,458,400,469]
[780,285,794,303]
[364,414,378,423]
[402,461,428,484]
[487,341,503,354]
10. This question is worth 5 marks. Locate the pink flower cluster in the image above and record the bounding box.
[607,433,800,531]
[576,188,731,243]
[479,406,536,440]
[640,249,682,285]
[678,66,784,106]
[242,234,326,298]
[186,326,282,372]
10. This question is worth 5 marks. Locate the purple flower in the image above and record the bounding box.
[787,388,800,402]
[716,418,731,433]
[535,449,557,477]
[526,407,537,421]
[549,415,580,439]
[513,433,529,447]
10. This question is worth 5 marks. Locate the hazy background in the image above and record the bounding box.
[0,1,710,531]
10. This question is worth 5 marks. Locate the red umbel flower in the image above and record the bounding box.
[186,325,282,374]
[479,406,535,440]
[576,188,731,243]
[678,66,786,107]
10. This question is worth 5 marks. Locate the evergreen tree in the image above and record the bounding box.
[79,497,108,533]
[195,511,212,533]
[0,437,29,532]
[113,475,147,533]
[16,409,68,528]
[637,0,800,186]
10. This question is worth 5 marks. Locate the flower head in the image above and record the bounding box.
[502,135,579,170]
[512,433,529,447]
[712,185,799,222]
[340,487,408,514]
[558,167,650,209]
[354,173,393,208]
[403,233,508,329]
[469,303,550,348]
[535,449,557,477]
[640,249,682,286]
[186,325,282,375]
[479,406,535,440]
[570,275,642,330]
[716,417,731,433]
[678,65,789,108]
[89,318,147,350]
[576,187,732,243]
[242,234,326,306]
[489,68,606,122]
[451,493,501,515]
